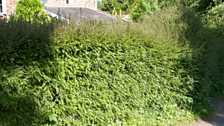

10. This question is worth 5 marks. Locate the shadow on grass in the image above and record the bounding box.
[0,21,53,66]
[0,93,40,126]
[0,20,54,125]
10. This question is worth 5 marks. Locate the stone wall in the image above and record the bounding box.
[45,0,97,10]
[85,0,97,9]
[6,0,18,16]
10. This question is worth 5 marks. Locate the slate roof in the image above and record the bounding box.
[44,7,114,21]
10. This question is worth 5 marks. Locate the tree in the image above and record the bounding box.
[131,0,147,21]
[14,0,50,24]
[98,0,135,15]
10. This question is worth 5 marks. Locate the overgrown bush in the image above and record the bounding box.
[13,0,50,23]
[0,7,211,126]
[204,3,224,36]
[131,0,147,21]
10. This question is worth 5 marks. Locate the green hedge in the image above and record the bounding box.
[0,7,209,126]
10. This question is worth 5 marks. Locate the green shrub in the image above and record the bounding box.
[13,0,50,24]
[204,3,224,36]
[131,0,147,21]
[98,0,135,15]
[0,7,211,126]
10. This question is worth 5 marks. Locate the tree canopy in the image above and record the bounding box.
[98,0,224,21]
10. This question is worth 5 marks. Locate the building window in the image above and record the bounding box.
[0,0,2,13]
[66,0,69,4]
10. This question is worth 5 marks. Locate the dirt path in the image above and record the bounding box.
[188,98,224,126]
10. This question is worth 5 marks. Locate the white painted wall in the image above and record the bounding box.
[1,0,7,14]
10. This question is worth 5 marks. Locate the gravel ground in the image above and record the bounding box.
[188,98,224,126]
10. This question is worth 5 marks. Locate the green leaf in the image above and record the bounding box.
[48,114,57,122]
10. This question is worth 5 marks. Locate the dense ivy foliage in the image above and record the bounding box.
[0,7,215,125]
